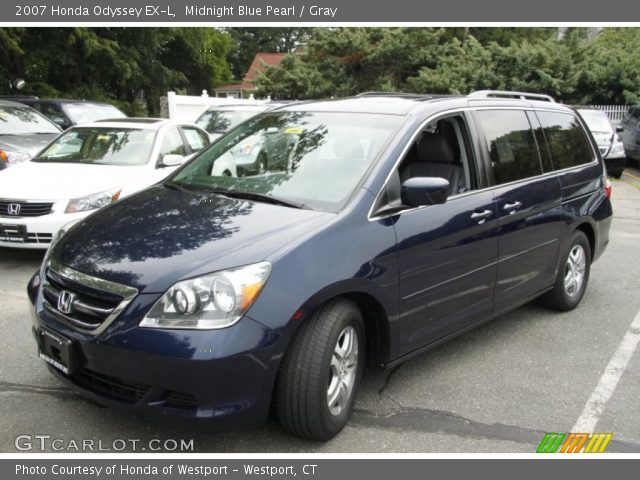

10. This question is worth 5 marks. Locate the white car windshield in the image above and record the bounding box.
[32,127,154,166]
[64,103,127,124]
[169,111,403,212]
[0,106,60,135]
[196,109,264,134]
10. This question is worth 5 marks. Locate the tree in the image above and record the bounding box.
[574,28,640,104]
[0,27,232,115]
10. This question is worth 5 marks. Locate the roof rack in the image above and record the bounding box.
[467,90,556,103]
[355,91,450,100]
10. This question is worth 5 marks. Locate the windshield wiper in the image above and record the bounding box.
[216,190,307,209]
[165,182,308,209]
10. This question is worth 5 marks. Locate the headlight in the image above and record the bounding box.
[231,142,256,155]
[605,138,626,159]
[0,149,30,165]
[65,188,121,213]
[140,262,272,330]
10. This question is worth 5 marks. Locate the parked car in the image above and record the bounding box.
[9,98,127,130]
[576,108,626,178]
[620,105,640,167]
[28,91,612,441]
[0,99,61,170]
[0,118,209,248]
[195,103,289,141]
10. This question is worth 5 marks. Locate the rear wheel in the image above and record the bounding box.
[541,230,591,311]
[277,299,365,441]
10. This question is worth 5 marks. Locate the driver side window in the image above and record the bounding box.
[376,114,478,214]
[397,115,476,197]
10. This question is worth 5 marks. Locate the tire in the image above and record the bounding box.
[541,230,591,311]
[277,299,365,441]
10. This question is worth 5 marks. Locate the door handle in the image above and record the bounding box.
[471,209,493,224]
[503,201,522,214]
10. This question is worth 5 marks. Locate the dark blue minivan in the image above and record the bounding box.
[28,91,612,440]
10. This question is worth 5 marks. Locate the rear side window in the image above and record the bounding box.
[536,112,594,170]
[475,110,542,185]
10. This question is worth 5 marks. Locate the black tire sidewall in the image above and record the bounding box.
[315,304,366,437]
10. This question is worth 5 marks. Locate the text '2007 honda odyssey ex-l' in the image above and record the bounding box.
[28,91,612,441]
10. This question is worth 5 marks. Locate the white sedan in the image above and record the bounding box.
[0,118,211,249]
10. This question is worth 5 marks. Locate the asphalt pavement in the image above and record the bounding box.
[0,173,639,453]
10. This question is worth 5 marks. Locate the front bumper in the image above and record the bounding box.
[0,210,87,249]
[31,292,285,425]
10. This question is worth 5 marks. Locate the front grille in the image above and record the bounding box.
[164,390,199,409]
[0,199,53,217]
[41,258,137,334]
[75,368,151,404]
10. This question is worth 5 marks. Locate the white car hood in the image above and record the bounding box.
[0,161,151,201]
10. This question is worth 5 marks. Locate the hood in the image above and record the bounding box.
[0,133,58,158]
[0,161,148,200]
[53,186,333,293]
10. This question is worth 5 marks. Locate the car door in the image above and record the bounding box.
[390,112,500,355]
[473,109,563,313]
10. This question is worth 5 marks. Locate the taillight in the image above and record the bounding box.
[0,150,7,163]
[604,177,612,199]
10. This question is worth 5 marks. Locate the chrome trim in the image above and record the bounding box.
[368,106,600,222]
[43,257,138,336]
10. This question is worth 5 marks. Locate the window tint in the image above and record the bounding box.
[536,111,593,170]
[158,127,187,161]
[182,127,209,153]
[475,110,542,184]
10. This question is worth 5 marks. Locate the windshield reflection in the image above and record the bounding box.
[171,111,403,213]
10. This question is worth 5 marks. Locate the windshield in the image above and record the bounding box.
[170,111,403,212]
[579,110,613,134]
[63,103,126,124]
[196,109,263,134]
[0,106,60,135]
[32,127,154,165]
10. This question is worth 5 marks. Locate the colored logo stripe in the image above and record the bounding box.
[560,433,589,453]
[584,433,613,453]
[537,433,566,453]
[537,433,613,453]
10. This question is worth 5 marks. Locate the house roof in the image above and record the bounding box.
[216,52,285,92]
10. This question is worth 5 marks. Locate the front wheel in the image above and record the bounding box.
[277,299,365,441]
[541,230,591,311]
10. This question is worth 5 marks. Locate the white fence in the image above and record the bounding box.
[164,91,269,122]
[589,104,629,126]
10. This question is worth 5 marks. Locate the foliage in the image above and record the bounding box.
[257,27,640,105]
[0,27,232,115]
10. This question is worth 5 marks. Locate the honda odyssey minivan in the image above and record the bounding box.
[28,91,612,441]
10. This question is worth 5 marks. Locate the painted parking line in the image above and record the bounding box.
[622,170,640,183]
[572,309,640,433]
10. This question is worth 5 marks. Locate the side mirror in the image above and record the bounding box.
[616,125,624,133]
[160,154,185,167]
[401,177,449,207]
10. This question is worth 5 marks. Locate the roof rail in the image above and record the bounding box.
[356,91,452,100]
[467,90,556,103]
